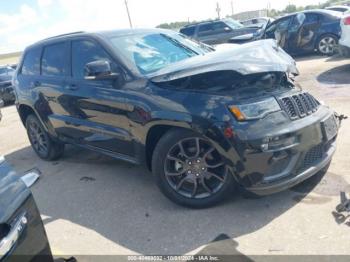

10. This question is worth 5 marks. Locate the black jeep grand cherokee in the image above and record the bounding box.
[13,29,339,208]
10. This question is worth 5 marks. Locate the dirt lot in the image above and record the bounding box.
[0,55,350,260]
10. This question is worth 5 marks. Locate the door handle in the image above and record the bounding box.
[65,84,79,91]
[0,213,27,259]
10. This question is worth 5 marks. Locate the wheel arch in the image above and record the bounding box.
[315,33,339,50]
[143,120,241,173]
[17,103,49,132]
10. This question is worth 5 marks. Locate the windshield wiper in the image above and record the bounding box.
[160,34,199,56]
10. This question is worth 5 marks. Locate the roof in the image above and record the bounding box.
[278,9,343,19]
[25,28,172,50]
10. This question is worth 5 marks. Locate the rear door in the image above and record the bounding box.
[57,38,135,158]
[288,13,321,54]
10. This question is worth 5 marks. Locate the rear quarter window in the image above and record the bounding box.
[21,48,41,76]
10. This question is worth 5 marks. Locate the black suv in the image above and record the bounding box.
[179,18,259,45]
[14,29,339,208]
[0,65,16,104]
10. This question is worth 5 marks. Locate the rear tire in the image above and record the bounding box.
[26,114,64,161]
[152,128,236,208]
[317,34,338,56]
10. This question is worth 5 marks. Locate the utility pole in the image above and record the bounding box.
[231,1,234,16]
[216,2,221,20]
[267,1,271,17]
[124,0,133,28]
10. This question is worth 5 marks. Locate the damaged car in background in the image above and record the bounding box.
[230,10,342,56]
[0,66,16,105]
[14,29,340,208]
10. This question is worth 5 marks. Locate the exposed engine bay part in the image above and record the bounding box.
[154,70,295,96]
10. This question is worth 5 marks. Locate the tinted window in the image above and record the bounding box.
[198,23,213,33]
[180,26,196,36]
[72,40,111,78]
[305,14,319,24]
[21,48,41,76]
[212,22,227,31]
[41,43,66,76]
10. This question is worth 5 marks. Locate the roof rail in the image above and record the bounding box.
[41,31,85,41]
[183,19,218,28]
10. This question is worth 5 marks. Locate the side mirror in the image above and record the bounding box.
[84,60,119,80]
[224,27,232,32]
[0,99,4,108]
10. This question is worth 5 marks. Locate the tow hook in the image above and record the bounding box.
[335,112,348,127]
[336,192,350,213]
[332,192,350,226]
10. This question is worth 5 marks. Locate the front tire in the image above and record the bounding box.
[26,114,64,160]
[317,34,338,56]
[152,128,236,208]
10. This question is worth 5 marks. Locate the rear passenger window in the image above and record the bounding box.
[71,40,111,79]
[305,14,319,24]
[41,43,66,76]
[198,24,213,33]
[180,26,196,37]
[21,48,41,75]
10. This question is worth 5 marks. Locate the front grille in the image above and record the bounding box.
[279,92,320,120]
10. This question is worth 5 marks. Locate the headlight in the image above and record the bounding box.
[229,97,281,121]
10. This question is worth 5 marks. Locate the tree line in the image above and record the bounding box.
[156,0,349,29]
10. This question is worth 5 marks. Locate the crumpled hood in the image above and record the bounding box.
[150,39,298,83]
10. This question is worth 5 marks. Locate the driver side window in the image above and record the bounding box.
[71,40,112,79]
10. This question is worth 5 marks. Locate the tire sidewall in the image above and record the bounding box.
[317,34,338,55]
[152,129,236,208]
[26,115,53,160]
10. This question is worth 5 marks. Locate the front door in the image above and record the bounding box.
[264,16,294,53]
[53,38,135,157]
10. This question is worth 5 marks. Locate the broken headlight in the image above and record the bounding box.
[229,97,281,121]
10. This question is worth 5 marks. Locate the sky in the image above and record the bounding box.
[0,0,327,54]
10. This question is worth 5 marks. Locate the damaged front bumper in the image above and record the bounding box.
[221,103,339,196]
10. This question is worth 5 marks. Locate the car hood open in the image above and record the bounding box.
[150,39,298,83]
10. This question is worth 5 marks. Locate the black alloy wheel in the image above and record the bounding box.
[152,129,235,208]
[26,114,64,160]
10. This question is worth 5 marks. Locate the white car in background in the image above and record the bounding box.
[339,13,350,56]
[326,5,350,14]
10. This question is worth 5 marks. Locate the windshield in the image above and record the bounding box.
[222,18,244,29]
[109,32,213,75]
